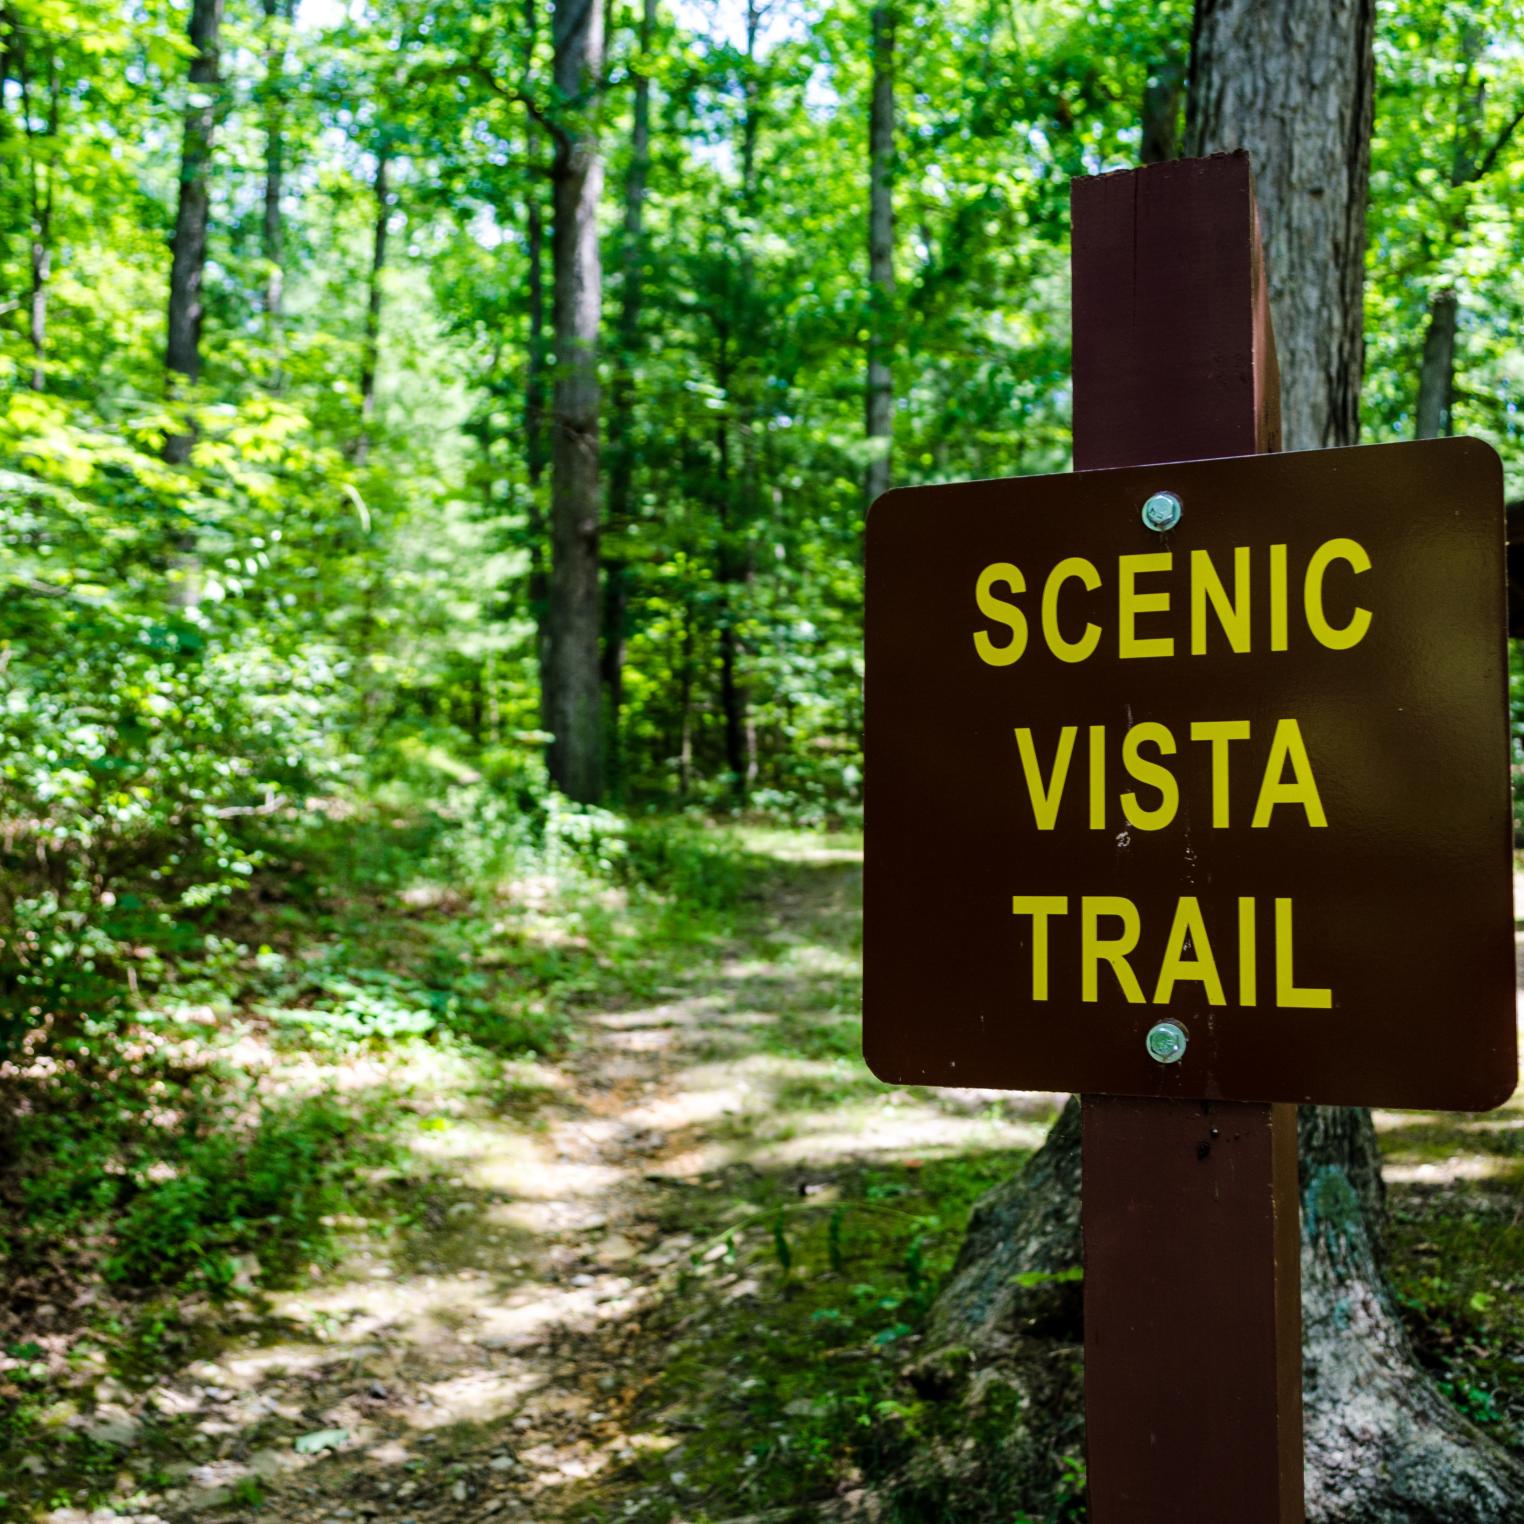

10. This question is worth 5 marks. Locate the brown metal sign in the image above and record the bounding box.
[864,436,1515,1110]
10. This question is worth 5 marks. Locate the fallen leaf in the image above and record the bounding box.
[294,1427,349,1454]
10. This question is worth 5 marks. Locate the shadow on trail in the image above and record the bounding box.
[121,844,1061,1524]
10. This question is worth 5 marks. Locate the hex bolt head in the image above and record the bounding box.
[1141,491,1183,532]
[1145,1019,1189,1064]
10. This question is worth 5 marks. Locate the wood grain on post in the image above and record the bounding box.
[1071,152,1304,1523]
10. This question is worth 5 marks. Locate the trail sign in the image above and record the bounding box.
[864,437,1514,1111]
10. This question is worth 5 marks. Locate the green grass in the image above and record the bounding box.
[1381,1110,1524,1447]
[574,1150,1030,1523]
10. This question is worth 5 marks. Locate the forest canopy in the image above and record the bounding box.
[1,0,1522,1074]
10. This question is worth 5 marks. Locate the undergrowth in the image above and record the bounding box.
[0,789,768,1518]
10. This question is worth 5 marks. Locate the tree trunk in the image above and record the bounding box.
[1189,14,1521,1511]
[1140,54,1183,165]
[27,227,47,392]
[521,0,552,733]
[1185,0,1372,454]
[1411,27,1486,443]
[1296,1106,1524,1520]
[16,38,56,393]
[677,598,695,798]
[354,149,392,466]
[164,0,225,463]
[864,2,895,505]
[544,0,605,802]
[873,4,1524,1518]
[261,0,294,387]
[1415,289,1458,439]
[602,0,655,791]
[713,0,763,798]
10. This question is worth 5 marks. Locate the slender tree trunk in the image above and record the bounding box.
[17,40,55,393]
[525,185,549,496]
[354,150,391,467]
[27,230,47,392]
[525,167,552,725]
[544,0,605,802]
[602,0,656,791]
[677,599,694,798]
[261,0,294,387]
[715,0,763,797]
[876,4,1524,1519]
[864,2,895,504]
[521,0,552,731]
[1412,27,1488,442]
[1140,53,1184,164]
[164,0,225,463]
[1415,289,1458,439]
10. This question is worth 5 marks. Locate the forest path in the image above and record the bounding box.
[132,837,1050,1524]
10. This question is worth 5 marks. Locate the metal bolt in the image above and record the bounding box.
[1141,491,1183,532]
[1145,1019,1189,1064]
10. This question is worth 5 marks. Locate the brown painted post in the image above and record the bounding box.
[1072,153,1304,1522]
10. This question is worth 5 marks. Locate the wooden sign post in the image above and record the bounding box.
[1071,154,1301,1524]
[862,151,1514,1521]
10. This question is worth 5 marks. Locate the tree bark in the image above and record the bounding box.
[1411,25,1510,442]
[260,0,295,387]
[15,36,58,393]
[1296,1106,1524,1520]
[520,0,552,732]
[353,149,392,467]
[602,0,656,791]
[164,0,225,462]
[544,0,605,802]
[1415,289,1458,439]
[1140,54,1183,165]
[1185,0,1373,453]
[864,2,895,505]
[714,0,763,797]
[872,4,1524,1519]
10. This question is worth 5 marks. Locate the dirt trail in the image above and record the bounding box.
[89,842,1046,1524]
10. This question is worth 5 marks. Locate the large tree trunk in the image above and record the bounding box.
[864,2,895,505]
[872,4,1524,1519]
[164,0,225,463]
[1297,1107,1524,1520]
[602,0,655,791]
[1185,0,1372,454]
[544,0,605,802]
[1190,7,1522,1512]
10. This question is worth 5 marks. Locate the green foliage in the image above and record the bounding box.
[1385,1144,1524,1448]
[0,0,1518,1065]
[5,1048,399,1299]
[102,1093,380,1290]
[617,1150,1025,1519]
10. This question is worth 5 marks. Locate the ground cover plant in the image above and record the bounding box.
[0,820,1520,1521]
